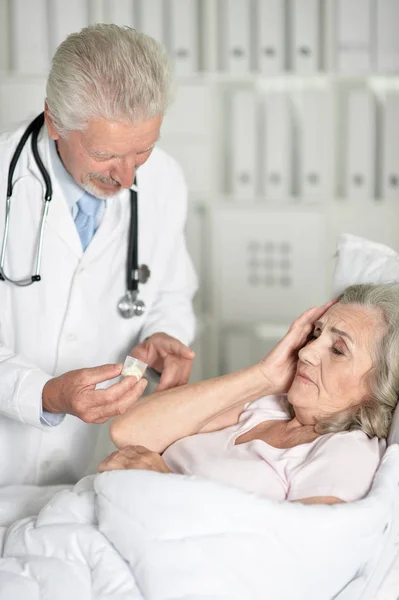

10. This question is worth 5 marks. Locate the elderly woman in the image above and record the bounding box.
[99,283,399,505]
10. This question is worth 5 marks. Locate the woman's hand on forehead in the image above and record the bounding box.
[257,298,338,394]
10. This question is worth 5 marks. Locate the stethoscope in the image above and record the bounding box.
[1,112,150,318]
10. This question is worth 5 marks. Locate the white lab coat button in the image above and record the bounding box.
[67,334,76,342]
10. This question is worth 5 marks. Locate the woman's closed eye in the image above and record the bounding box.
[331,338,348,356]
[331,345,345,356]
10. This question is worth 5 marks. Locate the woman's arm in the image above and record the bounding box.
[110,365,272,452]
[111,301,336,453]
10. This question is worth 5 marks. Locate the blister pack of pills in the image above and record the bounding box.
[121,356,148,380]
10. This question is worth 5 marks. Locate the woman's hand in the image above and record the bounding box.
[258,299,337,394]
[98,445,172,474]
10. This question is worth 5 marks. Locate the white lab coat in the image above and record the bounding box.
[0,121,197,485]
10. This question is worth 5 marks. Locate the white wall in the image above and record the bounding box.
[1,0,399,380]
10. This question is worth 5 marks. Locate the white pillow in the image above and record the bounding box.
[333,233,399,296]
[332,233,399,445]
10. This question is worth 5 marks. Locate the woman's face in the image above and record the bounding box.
[287,303,384,422]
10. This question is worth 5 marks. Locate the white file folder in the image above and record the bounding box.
[223,330,253,373]
[170,0,198,75]
[255,0,285,74]
[298,91,330,200]
[222,0,252,73]
[0,80,46,126]
[103,0,136,27]
[346,90,376,199]
[231,90,257,199]
[291,0,320,73]
[336,0,372,73]
[382,93,399,199]
[186,204,205,289]
[376,0,399,73]
[263,93,292,200]
[0,0,9,70]
[88,0,103,24]
[11,0,49,73]
[49,0,89,56]
[138,0,164,44]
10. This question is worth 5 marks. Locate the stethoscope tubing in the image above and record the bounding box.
[0,114,147,310]
[127,184,138,293]
[1,114,50,285]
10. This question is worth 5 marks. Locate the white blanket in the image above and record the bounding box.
[1,445,398,600]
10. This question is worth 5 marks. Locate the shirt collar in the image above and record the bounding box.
[48,138,87,211]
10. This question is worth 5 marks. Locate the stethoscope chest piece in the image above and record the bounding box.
[117,287,147,319]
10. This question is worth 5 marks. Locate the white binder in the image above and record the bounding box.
[169,0,198,75]
[138,0,164,44]
[263,93,292,201]
[382,93,399,199]
[223,330,253,373]
[346,90,376,199]
[88,0,103,24]
[290,0,320,73]
[186,203,207,313]
[11,0,49,73]
[255,0,285,74]
[376,0,399,73]
[222,0,252,74]
[0,0,10,71]
[298,91,330,201]
[336,0,372,73]
[230,90,257,199]
[0,80,47,125]
[103,0,137,27]
[49,0,89,56]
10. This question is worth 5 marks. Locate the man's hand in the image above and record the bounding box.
[42,364,148,424]
[130,333,195,391]
[97,445,172,474]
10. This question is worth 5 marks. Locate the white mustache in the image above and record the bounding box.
[87,173,120,185]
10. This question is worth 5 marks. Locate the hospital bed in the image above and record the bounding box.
[1,233,399,598]
[0,419,398,598]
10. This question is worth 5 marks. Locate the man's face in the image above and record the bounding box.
[45,110,162,199]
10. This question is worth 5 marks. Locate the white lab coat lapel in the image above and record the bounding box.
[81,188,129,263]
[135,163,158,269]
[27,127,82,258]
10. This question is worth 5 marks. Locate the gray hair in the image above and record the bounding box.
[46,24,173,136]
[285,283,399,438]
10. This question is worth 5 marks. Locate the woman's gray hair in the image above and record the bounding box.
[46,24,173,137]
[286,283,399,438]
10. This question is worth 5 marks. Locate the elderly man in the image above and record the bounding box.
[0,24,197,485]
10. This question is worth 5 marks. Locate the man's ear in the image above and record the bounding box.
[44,101,60,141]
